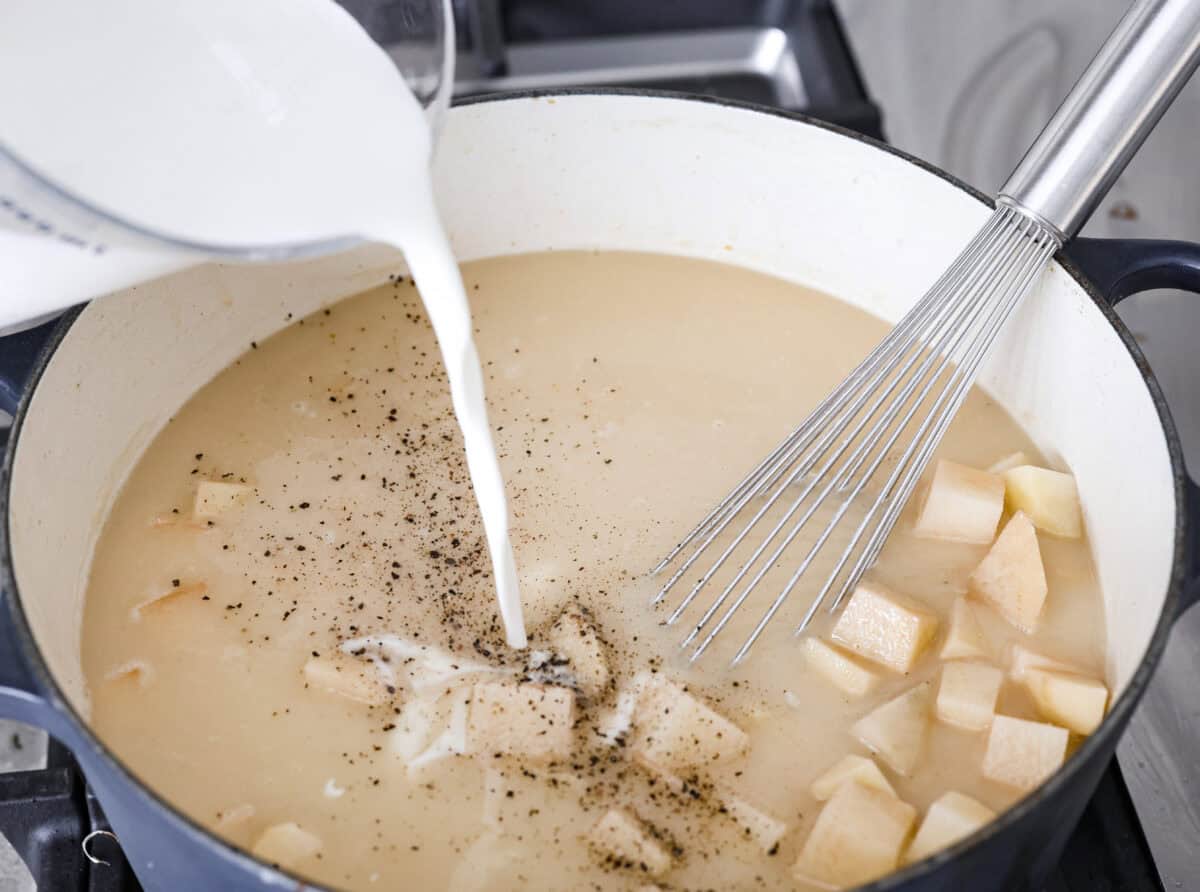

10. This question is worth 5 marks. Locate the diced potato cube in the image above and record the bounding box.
[303,654,390,706]
[1024,669,1108,735]
[904,791,995,864]
[550,606,610,697]
[595,672,647,745]
[376,637,503,696]
[801,637,881,698]
[851,682,932,776]
[103,658,155,688]
[981,715,1068,791]
[633,676,749,771]
[631,749,687,794]
[587,808,673,878]
[793,780,916,888]
[714,784,789,853]
[1007,643,1084,683]
[831,582,939,674]
[391,697,442,762]
[986,451,1029,474]
[193,481,251,518]
[935,661,1003,732]
[468,682,575,762]
[968,512,1048,633]
[151,513,212,531]
[1004,466,1083,538]
[810,754,896,802]
[129,581,208,621]
[215,802,255,832]
[913,460,1005,544]
[397,687,472,778]
[251,822,323,869]
[939,597,992,661]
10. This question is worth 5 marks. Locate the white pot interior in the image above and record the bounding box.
[9,94,1175,722]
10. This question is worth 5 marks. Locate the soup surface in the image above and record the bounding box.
[82,251,1106,890]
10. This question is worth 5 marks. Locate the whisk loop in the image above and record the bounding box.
[647,0,1200,665]
[652,203,1060,666]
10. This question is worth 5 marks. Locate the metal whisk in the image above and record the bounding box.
[653,0,1200,666]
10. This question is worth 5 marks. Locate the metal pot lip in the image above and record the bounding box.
[0,87,1187,892]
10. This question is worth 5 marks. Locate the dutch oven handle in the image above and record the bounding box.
[0,318,65,731]
[0,317,59,418]
[1066,237,1200,620]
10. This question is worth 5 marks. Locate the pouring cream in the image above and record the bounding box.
[0,0,525,644]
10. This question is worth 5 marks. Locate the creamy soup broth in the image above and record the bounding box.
[82,251,1106,890]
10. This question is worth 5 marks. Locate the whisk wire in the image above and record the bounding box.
[683,230,1016,656]
[649,211,1012,580]
[832,221,1059,607]
[702,210,1045,664]
[653,204,1062,665]
[804,214,1053,631]
[654,211,1014,612]
[674,257,997,644]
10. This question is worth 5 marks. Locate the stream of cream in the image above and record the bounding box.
[0,0,526,645]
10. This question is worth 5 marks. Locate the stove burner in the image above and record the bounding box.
[0,741,137,890]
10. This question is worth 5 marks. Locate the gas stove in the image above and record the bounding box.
[0,2,1168,890]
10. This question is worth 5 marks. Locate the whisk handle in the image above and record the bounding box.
[998,0,1200,241]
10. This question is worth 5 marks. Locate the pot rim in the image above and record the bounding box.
[0,87,1187,892]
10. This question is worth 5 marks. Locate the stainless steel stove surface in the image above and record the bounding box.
[0,2,1177,890]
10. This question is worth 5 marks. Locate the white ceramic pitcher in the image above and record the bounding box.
[0,0,453,334]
